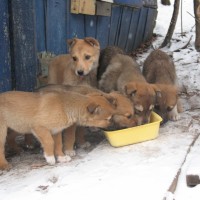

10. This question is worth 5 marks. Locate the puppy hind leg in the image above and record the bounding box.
[52,132,71,163]
[0,123,11,170]
[76,126,91,149]
[31,126,56,165]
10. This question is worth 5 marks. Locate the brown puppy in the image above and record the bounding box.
[48,37,100,87]
[37,84,135,156]
[143,49,180,122]
[97,46,125,81]
[99,53,158,125]
[0,91,116,170]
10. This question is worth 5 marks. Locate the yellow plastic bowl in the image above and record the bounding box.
[104,112,162,147]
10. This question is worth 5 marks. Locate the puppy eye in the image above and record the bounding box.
[85,55,91,60]
[72,56,77,61]
[127,114,132,119]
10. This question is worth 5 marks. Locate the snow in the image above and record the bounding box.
[1,1,200,200]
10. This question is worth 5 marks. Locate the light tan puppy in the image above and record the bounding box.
[0,91,116,170]
[99,53,158,125]
[37,84,136,156]
[48,37,100,87]
[143,49,180,122]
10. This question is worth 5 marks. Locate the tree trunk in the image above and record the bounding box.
[160,0,180,48]
[161,0,171,5]
[194,0,200,52]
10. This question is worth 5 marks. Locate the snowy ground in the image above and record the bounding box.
[1,1,200,200]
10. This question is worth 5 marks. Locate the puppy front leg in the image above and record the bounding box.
[0,123,11,170]
[32,126,55,165]
[168,104,180,121]
[63,124,76,157]
[53,132,71,163]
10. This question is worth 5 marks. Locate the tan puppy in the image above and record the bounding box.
[37,84,136,156]
[99,53,158,125]
[143,49,180,122]
[0,91,116,170]
[48,37,100,87]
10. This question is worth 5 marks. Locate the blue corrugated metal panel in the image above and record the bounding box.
[125,8,141,52]
[108,5,122,46]
[114,0,142,8]
[133,7,148,49]
[143,0,157,8]
[0,0,11,92]
[117,6,133,49]
[143,8,157,41]
[46,0,67,54]
[11,0,37,91]
[85,16,97,38]
[67,14,85,39]
[35,0,46,52]
[96,16,110,49]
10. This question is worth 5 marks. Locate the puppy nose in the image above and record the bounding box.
[77,70,84,76]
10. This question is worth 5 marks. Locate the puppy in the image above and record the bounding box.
[37,84,135,156]
[143,49,180,122]
[99,53,159,125]
[97,46,125,81]
[48,37,100,87]
[0,90,116,170]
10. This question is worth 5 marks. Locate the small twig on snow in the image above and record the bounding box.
[173,35,193,52]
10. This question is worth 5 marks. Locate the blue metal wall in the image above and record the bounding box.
[0,0,157,92]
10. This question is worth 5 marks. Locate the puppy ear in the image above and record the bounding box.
[87,103,100,114]
[124,83,137,97]
[84,37,100,49]
[67,38,77,51]
[105,96,117,108]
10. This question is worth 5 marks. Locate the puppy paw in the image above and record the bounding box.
[64,150,76,157]
[0,162,12,171]
[168,105,180,121]
[79,141,91,149]
[44,154,56,165]
[57,155,71,163]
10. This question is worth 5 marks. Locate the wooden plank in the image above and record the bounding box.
[125,8,140,52]
[85,15,97,38]
[0,0,12,92]
[117,6,133,50]
[71,0,80,14]
[96,1,111,16]
[143,8,157,42]
[79,0,95,15]
[114,0,142,8]
[10,0,37,91]
[108,4,122,46]
[71,0,95,15]
[96,16,110,49]
[133,7,148,49]
[46,0,67,55]
[35,0,46,52]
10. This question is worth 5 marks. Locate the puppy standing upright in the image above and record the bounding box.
[0,91,116,170]
[48,37,100,87]
[143,49,180,122]
[98,50,159,126]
